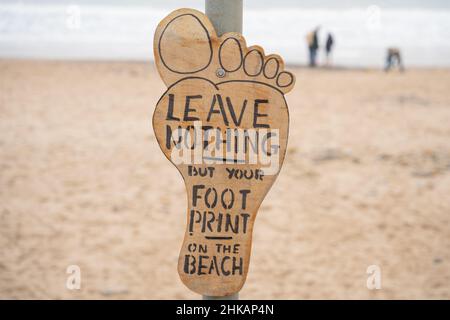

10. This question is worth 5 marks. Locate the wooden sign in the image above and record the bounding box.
[152,8,295,296]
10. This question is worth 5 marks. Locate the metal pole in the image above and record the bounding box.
[203,0,242,301]
[205,0,243,36]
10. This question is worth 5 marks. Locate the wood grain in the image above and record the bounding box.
[152,8,295,296]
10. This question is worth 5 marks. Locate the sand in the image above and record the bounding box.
[0,60,449,299]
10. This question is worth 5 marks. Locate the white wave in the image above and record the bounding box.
[0,3,449,66]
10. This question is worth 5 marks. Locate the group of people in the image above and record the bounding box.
[306,26,334,67]
[305,28,404,72]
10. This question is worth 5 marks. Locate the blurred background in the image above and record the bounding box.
[1,0,450,66]
[0,0,449,299]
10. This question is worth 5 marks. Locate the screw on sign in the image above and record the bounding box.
[152,8,295,297]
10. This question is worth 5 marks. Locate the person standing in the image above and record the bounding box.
[325,33,334,67]
[306,26,320,67]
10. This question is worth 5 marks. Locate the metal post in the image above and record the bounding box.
[203,0,243,301]
[205,0,243,36]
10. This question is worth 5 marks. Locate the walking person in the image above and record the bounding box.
[306,26,320,67]
[325,32,334,67]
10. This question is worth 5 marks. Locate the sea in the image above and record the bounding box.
[1,0,449,67]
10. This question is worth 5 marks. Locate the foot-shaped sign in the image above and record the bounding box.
[152,8,295,296]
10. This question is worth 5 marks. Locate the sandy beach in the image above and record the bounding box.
[0,60,449,299]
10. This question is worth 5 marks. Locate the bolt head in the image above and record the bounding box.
[216,68,226,78]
